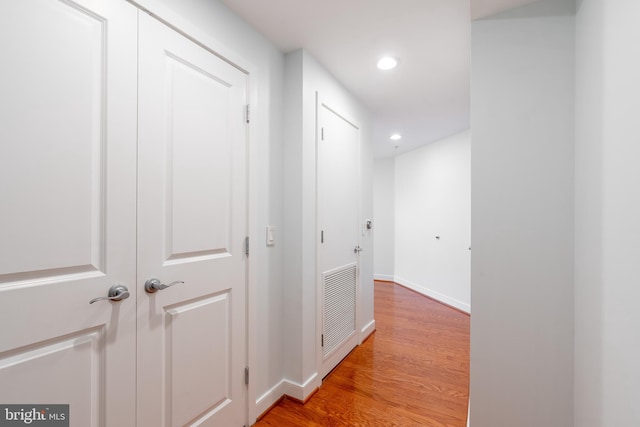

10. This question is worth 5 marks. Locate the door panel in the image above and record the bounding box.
[0,0,138,426]
[0,329,104,424]
[317,101,361,378]
[0,0,105,279]
[164,53,233,259]
[165,294,231,427]
[137,12,248,427]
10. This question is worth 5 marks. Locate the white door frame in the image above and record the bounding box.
[315,92,363,380]
[126,2,259,424]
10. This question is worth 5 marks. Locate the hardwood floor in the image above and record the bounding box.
[254,281,470,427]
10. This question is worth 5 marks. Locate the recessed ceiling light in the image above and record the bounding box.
[390,134,402,141]
[377,57,399,70]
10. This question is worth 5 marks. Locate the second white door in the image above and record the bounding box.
[317,99,361,378]
[137,13,248,427]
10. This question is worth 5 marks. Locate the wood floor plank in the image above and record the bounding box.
[254,281,470,426]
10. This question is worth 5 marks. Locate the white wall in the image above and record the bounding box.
[393,130,471,312]
[574,0,640,425]
[130,0,285,423]
[283,49,374,399]
[373,158,395,281]
[470,1,575,426]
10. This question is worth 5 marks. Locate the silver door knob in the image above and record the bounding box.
[145,278,184,293]
[89,284,130,304]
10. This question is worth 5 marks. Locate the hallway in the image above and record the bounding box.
[256,281,470,426]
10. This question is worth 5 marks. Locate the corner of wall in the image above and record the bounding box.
[471,5,575,426]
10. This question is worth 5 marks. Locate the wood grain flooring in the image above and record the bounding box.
[254,281,470,427]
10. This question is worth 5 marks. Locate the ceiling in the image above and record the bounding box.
[220,0,538,158]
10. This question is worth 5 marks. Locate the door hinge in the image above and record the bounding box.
[321,334,324,347]
[245,104,250,123]
[244,236,249,257]
[244,366,249,385]
[321,127,324,140]
[321,230,324,244]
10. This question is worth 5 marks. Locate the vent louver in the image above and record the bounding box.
[323,263,356,357]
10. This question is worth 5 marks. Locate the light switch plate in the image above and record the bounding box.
[266,225,276,246]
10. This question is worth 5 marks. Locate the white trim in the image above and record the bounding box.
[360,319,376,343]
[374,274,394,282]
[255,380,286,419]
[282,373,321,402]
[394,276,471,314]
[466,397,470,426]
[246,75,260,426]
[255,372,321,417]
[126,0,255,72]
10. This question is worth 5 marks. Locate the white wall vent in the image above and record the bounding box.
[323,263,357,357]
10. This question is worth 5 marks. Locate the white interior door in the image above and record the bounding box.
[317,99,361,378]
[137,12,248,427]
[0,0,137,425]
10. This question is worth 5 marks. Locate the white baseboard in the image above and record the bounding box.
[281,372,320,402]
[360,319,376,342]
[374,274,394,281]
[255,320,376,418]
[394,276,471,314]
[255,380,286,419]
[466,397,470,426]
[256,373,320,418]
